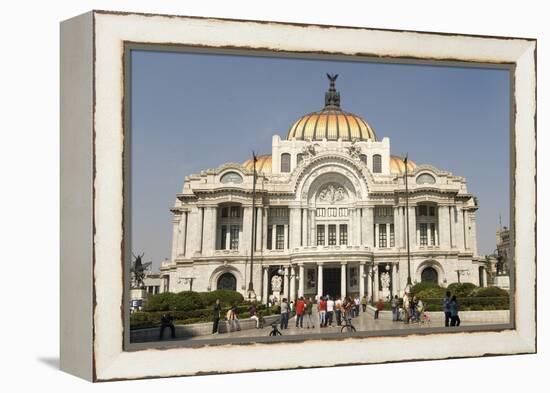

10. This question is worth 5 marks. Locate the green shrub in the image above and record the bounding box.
[144,292,179,311]
[199,290,244,307]
[472,286,508,297]
[410,282,441,295]
[144,291,206,312]
[415,286,446,299]
[173,291,206,311]
[447,283,477,297]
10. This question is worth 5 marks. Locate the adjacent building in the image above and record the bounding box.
[160,75,487,303]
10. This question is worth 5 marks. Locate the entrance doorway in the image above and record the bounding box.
[322,267,341,298]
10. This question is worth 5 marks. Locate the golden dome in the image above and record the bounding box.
[390,155,416,174]
[287,74,377,142]
[242,154,272,173]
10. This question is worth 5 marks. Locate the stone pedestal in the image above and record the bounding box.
[130,288,147,310]
[494,275,510,290]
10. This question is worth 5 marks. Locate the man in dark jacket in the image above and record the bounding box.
[159,313,175,340]
[212,299,222,334]
[443,291,452,327]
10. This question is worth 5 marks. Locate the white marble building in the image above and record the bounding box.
[160,75,487,303]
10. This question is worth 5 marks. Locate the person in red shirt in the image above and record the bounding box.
[318,296,327,327]
[295,296,306,328]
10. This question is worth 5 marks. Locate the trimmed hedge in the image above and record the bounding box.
[200,290,244,307]
[131,303,278,329]
[446,283,477,297]
[144,291,205,312]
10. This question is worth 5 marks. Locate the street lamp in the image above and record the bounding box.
[404,154,412,287]
[247,152,258,301]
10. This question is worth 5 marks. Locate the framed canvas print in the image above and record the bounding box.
[60,10,536,381]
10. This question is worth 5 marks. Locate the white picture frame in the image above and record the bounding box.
[60,10,536,381]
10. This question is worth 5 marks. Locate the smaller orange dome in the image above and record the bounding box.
[390,155,416,174]
[242,154,272,174]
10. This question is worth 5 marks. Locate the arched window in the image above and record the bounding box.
[359,154,367,165]
[280,153,291,173]
[417,173,436,185]
[296,153,304,165]
[220,171,243,184]
[217,272,237,291]
[372,154,382,173]
[421,266,438,284]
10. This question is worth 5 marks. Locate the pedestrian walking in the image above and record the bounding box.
[354,296,361,316]
[443,291,452,327]
[361,295,368,312]
[212,299,222,334]
[375,298,384,319]
[391,295,399,321]
[295,297,305,328]
[410,296,419,322]
[280,298,289,329]
[318,296,327,327]
[304,297,315,328]
[403,292,410,324]
[335,296,343,326]
[326,296,335,326]
[450,295,461,327]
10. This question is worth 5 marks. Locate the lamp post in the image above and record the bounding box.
[247,152,258,300]
[404,154,413,287]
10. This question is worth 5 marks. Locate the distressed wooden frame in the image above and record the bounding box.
[60,10,536,382]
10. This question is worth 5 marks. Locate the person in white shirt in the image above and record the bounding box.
[354,296,361,317]
[326,296,335,326]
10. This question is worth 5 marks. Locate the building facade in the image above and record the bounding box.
[160,76,486,303]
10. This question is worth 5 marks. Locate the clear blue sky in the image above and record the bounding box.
[131,50,510,269]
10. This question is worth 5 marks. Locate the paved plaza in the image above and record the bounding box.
[188,309,484,341]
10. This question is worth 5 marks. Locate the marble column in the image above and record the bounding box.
[284,223,289,250]
[317,263,324,298]
[310,209,316,246]
[262,266,269,304]
[392,263,398,297]
[456,207,465,250]
[171,216,181,260]
[290,265,297,302]
[409,206,416,249]
[298,264,305,297]
[438,206,449,248]
[255,207,263,252]
[340,262,347,298]
[284,266,290,301]
[271,224,277,250]
[359,263,365,297]
[242,207,253,253]
[289,208,301,249]
[301,208,308,247]
[373,265,379,301]
[208,207,217,254]
[262,208,268,251]
[393,207,401,248]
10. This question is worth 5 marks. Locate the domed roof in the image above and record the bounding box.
[390,155,416,174]
[287,74,377,142]
[242,154,272,173]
